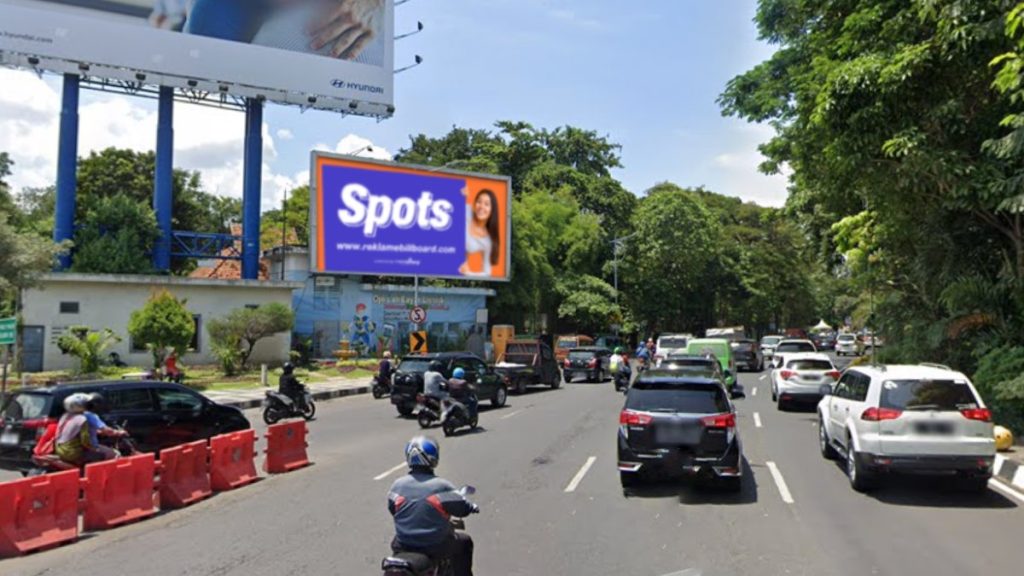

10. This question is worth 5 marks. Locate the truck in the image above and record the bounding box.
[494,340,561,395]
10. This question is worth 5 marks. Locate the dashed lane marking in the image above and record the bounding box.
[759,374,767,381]
[564,456,597,493]
[374,462,407,481]
[766,461,794,504]
[500,410,523,420]
[752,387,757,397]
[753,412,762,428]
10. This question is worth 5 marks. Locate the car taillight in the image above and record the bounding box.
[961,408,992,422]
[587,358,598,368]
[780,370,796,380]
[619,410,653,426]
[701,413,736,428]
[21,417,57,438]
[563,359,571,368]
[861,407,902,421]
[826,370,841,380]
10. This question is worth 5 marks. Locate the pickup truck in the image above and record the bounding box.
[494,340,561,395]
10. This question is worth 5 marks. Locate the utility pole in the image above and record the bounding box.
[611,233,636,307]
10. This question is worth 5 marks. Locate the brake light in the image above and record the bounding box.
[961,408,992,422]
[826,370,841,380]
[861,407,902,421]
[701,413,736,428]
[21,417,57,439]
[619,410,653,426]
[587,358,598,369]
[563,359,571,368]
[780,370,796,380]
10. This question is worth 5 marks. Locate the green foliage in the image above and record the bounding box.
[206,303,294,373]
[127,290,195,369]
[56,326,120,374]
[262,185,310,248]
[71,194,161,274]
[0,211,67,309]
[556,275,620,335]
[973,345,1024,433]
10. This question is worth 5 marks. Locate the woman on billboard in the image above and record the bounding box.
[460,189,501,277]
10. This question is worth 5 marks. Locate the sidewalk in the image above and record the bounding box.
[203,376,373,410]
[994,443,1024,495]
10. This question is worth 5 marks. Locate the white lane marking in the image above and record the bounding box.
[500,410,523,420]
[989,479,1024,505]
[752,387,758,397]
[766,461,794,504]
[759,374,767,381]
[753,412,762,428]
[564,456,597,493]
[374,462,406,481]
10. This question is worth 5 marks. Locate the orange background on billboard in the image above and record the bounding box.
[314,155,509,280]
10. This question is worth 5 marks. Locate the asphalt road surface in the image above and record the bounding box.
[3,353,1024,576]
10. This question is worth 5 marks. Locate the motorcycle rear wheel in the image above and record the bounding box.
[263,406,283,425]
[442,421,456,437]
[417,411,435,429]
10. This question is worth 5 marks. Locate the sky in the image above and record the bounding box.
[0,0,787,212]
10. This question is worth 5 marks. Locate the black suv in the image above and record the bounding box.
[731,340,763,372]
[391,353,508,417]
[659,354,723,380]
[617,370,744,491]
[0,381,250,475]
[562,346,612,383]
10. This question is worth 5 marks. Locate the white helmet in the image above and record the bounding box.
[63,392,91,414]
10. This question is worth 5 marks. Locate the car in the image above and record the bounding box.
[835,333,862,357]
[554,334,594,363]
[812,332,837,351]
[659,354,724,381]
[760,335,784,360]
[654,333,694,365]
[686,338,738,389]
[495,339,561,394]
[563,346,612,383]
[0,380,251,475]
[617,370,745,491]
[770,339,818,368]
[730,339,763,372]
[770,353,839,409]
[391,352,509,417]
[817,364,996,492]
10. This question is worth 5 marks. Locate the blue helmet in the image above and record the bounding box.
[452,367,466,379]
[405,435,440,470]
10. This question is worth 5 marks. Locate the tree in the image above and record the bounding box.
[262,185,310,248]
[127,290,195,369]
[56,326,120,374]
[71,194,161,274]
[0,211,67,313]
[556,275,621,335]
[207,303,294,373]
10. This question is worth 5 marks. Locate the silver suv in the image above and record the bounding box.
[817,364,995,492]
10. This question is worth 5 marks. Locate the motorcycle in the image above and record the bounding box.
[372,374,392,399]
[416,386,479,437]
[382,486,478,576]
[263,388,316,425]
[614,367,631,391]
[30,424,139,476]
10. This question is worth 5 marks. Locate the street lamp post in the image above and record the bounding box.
[611,233,636,307]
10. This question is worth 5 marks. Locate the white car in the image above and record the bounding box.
[654,333,693,366]
[817,364,996,492]
[771,353,839,409]
[760,335,783,360]
[835,333,861,356]
[769,339,817,368]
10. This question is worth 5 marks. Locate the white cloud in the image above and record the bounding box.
[316,133,393,160]
[710,122,790,207]
[276,128,294,141]
[548,8,603,31]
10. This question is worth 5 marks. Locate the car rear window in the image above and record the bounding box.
[732,342,756,352]
[2,392,52,421]
[398,359,433,373]
[627,382,729,414]
[665,358,716,369]
[761,336,782,345]
[837,335,856,342]
[568,350,596,360]
[505,344,535,355]
[776,342,815,353]
[880,379,980,411]
[658,337,688,349]
[786,359,833,371]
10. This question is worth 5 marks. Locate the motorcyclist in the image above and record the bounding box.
[54,393,102,466]
[447,367,478,417]
[378,351,395,388]
[611,347,632,389]
[84,393,127,460]
[278,362,307,409]
[388,436,477,576]
[423,361,450,409]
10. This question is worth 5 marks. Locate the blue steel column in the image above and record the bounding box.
[153,86,175,271]
[241,98,264,280]
[53,74,80,270]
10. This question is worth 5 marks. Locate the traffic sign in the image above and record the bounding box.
[0,317,14,346]
[410,331,428,354]
[409,306,427,325]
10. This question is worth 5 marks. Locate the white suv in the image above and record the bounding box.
[817,364,996,492]
[771,353,839,410]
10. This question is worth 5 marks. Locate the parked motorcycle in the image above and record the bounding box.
[372,374,392,399]
[263,389,316,424]
[381,486,479,576]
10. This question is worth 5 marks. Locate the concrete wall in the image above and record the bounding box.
[21,274,303,372]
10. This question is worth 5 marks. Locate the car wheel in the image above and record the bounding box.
[563,371,572,383]
[491,385,508,408]
[516,378,527,395]
[846,441,876,492]
[397,403,415,418]
[776,396,787,411]
[818,417,837,460]
[550,374,560,389]
[620,471,640,489]
[771,387,777,402]
[957,475,990,493]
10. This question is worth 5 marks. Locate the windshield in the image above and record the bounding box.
[627,382,729,414]
[568,350,596,360]
[658,337,688,349]
[557,338,578,348]
[761,336,782,345]
[2,392,51,421]
[397,359,433,374]
[880,380,980,411]
[837,335,856,342]
[775,342,815,353]
[786,359,833,371]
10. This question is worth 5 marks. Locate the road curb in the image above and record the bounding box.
[993,454,1024,495]
[220,386,371,411]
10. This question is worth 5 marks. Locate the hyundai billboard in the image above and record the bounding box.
[311,153,512,281]
[0,0,394,115]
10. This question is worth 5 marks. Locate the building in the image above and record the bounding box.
[20,273,302,372]
[265,247,495,359]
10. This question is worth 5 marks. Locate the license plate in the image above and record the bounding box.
[0,430,19,446]
[655,424,701,445]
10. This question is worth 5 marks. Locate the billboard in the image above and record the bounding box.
[311,153,512,281]
[0,0,394,116]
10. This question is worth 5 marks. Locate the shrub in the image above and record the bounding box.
[207,303,294,374]
[973,345,1024,434]
[56,326,120,374]
[128,290,195,369]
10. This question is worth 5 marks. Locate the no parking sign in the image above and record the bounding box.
[409,306,427,325]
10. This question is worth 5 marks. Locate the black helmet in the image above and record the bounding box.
[282,362,294,375]
[428,360,445,373]
[87,392,106,413]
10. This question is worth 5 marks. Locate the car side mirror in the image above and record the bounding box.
[819,384,833,397]
[730,385,745,400]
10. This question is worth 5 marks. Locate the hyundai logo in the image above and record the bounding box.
[331,79,345,88]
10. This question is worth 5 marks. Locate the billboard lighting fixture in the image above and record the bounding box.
[218,84,229,93]
[187,79,198,87]
[387,105,396,114]
[308,96,317,104]
[135,73,146,81]
[28,56,39,66]
[78,63,89,72]
[395,21,424,40]
[394,55,423,74]
[349,101,359,110]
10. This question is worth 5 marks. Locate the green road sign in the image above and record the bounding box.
[0,317,15,346]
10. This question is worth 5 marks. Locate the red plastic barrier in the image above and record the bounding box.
[0,470,79,557]
[82,453,158,531]
[159,440,212,509]
[263,421,311,474]
[209,430,258,491]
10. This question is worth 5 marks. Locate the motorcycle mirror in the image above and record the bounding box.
[458,485,476,496]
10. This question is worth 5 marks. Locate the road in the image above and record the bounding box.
[3,353,1024,575]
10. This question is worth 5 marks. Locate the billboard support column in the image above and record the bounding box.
[242,98,264,280]
[53,73,80,270]
[153,86,175,272]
